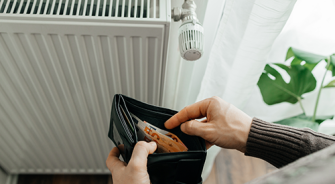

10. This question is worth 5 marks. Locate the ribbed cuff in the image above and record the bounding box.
[245,118,304,168]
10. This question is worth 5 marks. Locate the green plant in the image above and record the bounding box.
[257,47,335,131]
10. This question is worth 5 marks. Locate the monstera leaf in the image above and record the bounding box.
[324,79,335,88]
[329,65,335,77]
[258,64,317,105]
[329,54,335,76]
[259,48,335,128]
[286,47,327,71]
[274,114,334,131]
[275,114,319,131]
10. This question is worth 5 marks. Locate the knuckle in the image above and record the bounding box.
[211,96,220,101]
[182,106,190,115]
[184,108,190,117]
[184,121,194,133]
[178,106,190,122]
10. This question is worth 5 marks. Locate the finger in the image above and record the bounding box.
[106,147,126,173]
[165,99,211,129]
[180,120,214,140]
[128,141,157,170]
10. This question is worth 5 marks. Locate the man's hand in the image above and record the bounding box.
[106,141,157,184]
[165,96,252,153]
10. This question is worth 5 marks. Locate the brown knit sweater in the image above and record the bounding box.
[245,118,335,168]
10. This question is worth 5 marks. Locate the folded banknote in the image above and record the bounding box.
[131,113,188,153]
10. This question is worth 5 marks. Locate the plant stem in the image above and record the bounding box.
[312,58,331,122]
[297,97,306,115]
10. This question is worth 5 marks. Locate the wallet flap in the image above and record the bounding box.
[175,159,204,184]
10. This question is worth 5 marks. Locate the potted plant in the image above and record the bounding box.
[257,47,335,132]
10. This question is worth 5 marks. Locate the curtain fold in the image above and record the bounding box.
[198,0,297,180]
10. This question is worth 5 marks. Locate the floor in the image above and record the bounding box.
[203,149,276,184]
[17,174,112,184]
[18,149,276,184]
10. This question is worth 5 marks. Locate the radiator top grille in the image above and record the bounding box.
[0,0,160,18]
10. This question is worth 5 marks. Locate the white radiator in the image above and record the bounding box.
[0,0,171,173]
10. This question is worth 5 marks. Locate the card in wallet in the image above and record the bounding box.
[108,94,207,184]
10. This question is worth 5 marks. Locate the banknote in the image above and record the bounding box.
[137,125,182,153]
[140,119,187,150]
[131,113,188,153]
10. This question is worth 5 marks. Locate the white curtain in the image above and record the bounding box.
[196,0,298,179]
[243,0,335,122]
[163,0,335,181]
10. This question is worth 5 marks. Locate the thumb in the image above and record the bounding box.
[128,141,157,170]
[181,120,214,140]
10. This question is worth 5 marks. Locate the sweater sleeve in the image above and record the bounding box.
[245,118,335,168]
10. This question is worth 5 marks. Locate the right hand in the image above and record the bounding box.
[164,96,252,153]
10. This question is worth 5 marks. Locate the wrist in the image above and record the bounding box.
[234,110,252,153]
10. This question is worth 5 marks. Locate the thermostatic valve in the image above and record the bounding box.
[171,0,198,23]
[172,0,204,61]
[178,20,204,61]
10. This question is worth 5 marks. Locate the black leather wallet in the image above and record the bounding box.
[108,94,207,184]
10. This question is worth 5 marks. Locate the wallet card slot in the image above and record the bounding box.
[119,96,138,142]
[116,107,134,143]
[116,96,135,144]
[122,95,176,116]
[126,101,172,119]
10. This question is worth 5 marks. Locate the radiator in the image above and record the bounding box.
[0,0,171,173]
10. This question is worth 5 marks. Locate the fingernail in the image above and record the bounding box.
[150,141,157,147]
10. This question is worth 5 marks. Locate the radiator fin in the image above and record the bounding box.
[0,0,169,173]
[0,31,164,173]
[0,0,160,18]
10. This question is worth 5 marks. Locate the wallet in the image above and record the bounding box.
[108,94,207,184]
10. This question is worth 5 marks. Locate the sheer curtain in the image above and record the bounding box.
[163,0,334,180]
[196,0,298,180]
[243,0,335,122]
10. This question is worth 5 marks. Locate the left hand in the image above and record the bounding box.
[106,141,157,184]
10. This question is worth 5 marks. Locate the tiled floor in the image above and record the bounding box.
[18,149,276,184]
